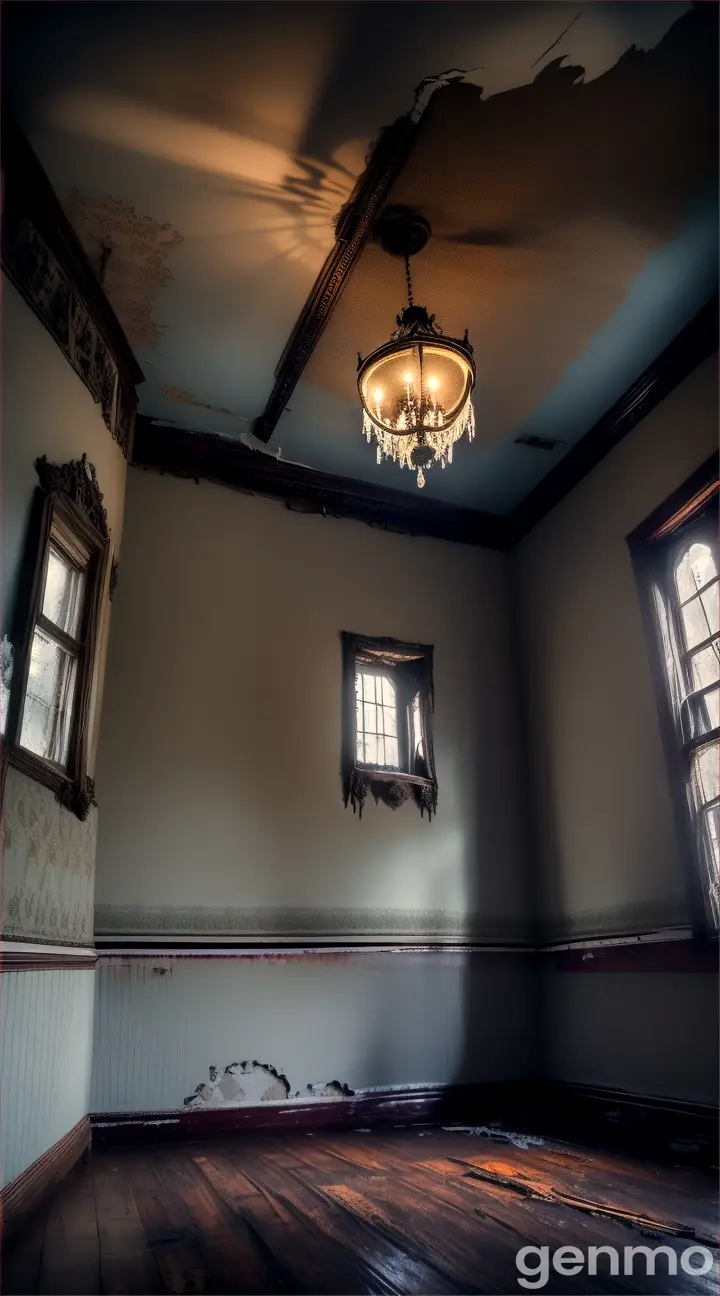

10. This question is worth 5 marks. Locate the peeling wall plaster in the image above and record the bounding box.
[63,190,183,348]
[181,1061,355,1109]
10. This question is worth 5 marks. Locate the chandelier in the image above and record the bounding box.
[357,209,476,488]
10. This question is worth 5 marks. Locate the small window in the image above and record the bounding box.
[5,455,110,819]
[629,457,719,933]
[341,632,437,819]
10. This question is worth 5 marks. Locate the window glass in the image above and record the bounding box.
[19,627,77,765]
[411,692,424,763]
[355,671,398,768]
[42,544,85,638]
[676,542,717,602]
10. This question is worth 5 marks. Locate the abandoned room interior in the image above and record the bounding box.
[0,2,718,1293]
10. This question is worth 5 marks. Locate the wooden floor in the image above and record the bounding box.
[3,1127,718,1294]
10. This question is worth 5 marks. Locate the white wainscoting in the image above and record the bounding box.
[0,969,95,1188]
[91,951,538,1113]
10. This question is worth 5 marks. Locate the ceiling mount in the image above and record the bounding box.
[375,206,431,259]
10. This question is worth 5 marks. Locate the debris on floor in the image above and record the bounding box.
[442,1124,545,1149]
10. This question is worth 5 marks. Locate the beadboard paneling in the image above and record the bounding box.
[91,952,537,1113]
[0,969,94,1188]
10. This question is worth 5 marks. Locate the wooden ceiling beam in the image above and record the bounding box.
[252,115,418,444]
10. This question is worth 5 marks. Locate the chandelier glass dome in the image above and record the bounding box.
[357,212,476,489]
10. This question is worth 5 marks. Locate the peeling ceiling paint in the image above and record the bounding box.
[63,190,184,347]
[4,1,715,513]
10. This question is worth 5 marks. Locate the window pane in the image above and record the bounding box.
[706,688,720,731]
[412,692,425,761]
[19,627,77,766]
[382,706,397,737]
[691,741,719,809]
[704,803,720,921]
[355,669,398,769]
[689,642,720,691]
[676,543,717,603]
[685,685,720,742]
[681,582,719,649]
[42,544,85,638]
[363,732,378,765]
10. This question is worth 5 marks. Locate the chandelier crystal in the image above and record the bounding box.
[357,215,476,488]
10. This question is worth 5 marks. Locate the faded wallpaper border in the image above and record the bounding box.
[536,898,691,945]
[94,904,530,944]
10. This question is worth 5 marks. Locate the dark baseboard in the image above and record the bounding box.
[0,1115,91,1241]
[519,1082,719,1166]
[91,1081,718,1165]
[91,1082,506,1144]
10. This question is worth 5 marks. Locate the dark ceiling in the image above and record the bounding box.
[3,1,718,516]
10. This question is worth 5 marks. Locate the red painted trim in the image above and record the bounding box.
[0,1116,91,1239]
[0,951,98,972]
[95,944,531,961]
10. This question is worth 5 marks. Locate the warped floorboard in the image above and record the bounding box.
[3,1127,718,1294]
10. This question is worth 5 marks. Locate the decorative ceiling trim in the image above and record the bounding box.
[0,106,144,457]
[252,115,418,443]
[131,416,512,550]
[509,295,719,541]
[133,284,716,550]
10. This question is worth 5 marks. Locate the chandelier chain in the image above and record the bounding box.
[404,253,414,307]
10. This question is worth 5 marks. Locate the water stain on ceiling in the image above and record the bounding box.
[63,190,184,348]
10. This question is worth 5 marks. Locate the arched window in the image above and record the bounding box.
[630,460,719,932]
[673,539,719,922]
[355,670,399,769]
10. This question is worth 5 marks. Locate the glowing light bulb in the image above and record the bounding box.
[402,370,414,385]
[373,387,384,403]
[427,376,440,392]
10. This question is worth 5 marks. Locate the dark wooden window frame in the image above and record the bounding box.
[627,454,719,937]
[4,455,110,821]
[341,632,437,820]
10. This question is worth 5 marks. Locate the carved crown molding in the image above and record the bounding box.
[35,454,109,541]
[1,108,142,457]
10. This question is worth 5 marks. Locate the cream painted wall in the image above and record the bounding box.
[2,278,126,629]
[0,969,94,1188]
[542,965,718,1105]
[518,356,719,1102]
[2,277,128,941]
[517,356,718,942]
[1,278,127,1182]
[94,470,530,943]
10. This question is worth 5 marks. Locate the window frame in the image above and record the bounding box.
[4,455,110,820]
[341,631,437,819]
[628,455,719,937]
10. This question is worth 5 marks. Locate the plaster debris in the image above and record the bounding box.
[442,1125,545,1149]
[307,1080,355,1098]
[183,1060,291,1107]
